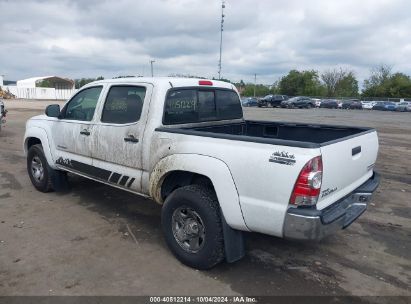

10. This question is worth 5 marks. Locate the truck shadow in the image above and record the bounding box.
[65,174,347,296]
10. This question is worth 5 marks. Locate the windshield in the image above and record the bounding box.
[164,88,243,125]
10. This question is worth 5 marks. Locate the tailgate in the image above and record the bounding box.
[317,130,378,210]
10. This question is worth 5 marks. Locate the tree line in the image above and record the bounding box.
[74,76,104,89]
[66,64,411,99]
[238,64,411,98]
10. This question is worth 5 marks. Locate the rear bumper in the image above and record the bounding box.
[283,172,380,240]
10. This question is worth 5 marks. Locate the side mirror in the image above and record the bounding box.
[45,104,60,118]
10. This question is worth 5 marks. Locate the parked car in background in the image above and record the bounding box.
[319,99,339,109]
[395,101,411,112]
[258,95,288,107]
[241,97,258,107]
[312,98,321,107]
[0,99,7,132]
[361,101,377,110]
[341,100,362,110]
[281,96,315,109]
[372,101,396,111]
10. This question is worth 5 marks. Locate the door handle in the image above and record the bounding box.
[124,135,139,143]
[352,146,361,156]
[80,129,90,136]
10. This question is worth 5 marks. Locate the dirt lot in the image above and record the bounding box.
[0,100,410,298]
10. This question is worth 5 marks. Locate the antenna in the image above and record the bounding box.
[218,0,225,80]
[150,60,155,77]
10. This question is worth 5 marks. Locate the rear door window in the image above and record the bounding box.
[164,88,242,125]
[101,86,146,124]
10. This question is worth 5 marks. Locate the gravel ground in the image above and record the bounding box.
[0,100,410,299]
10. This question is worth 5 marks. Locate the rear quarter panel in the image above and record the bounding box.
[149,131,321,237]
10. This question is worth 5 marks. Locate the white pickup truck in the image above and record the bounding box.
[24,77,380,269]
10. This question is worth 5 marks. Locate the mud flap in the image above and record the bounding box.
[221,211,245,263]
[49,166,70,192]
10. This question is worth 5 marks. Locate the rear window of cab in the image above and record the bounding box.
[163,88,243,125]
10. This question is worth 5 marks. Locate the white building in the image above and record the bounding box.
[3,76,76,100]
[17,76,74,90]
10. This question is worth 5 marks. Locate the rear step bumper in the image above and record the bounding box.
[283,172,380,240]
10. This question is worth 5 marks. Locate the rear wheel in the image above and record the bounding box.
[161,185,225,269]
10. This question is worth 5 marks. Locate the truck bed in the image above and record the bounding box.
[157,120,374,148]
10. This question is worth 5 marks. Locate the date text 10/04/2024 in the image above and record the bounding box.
[149,296,257,303]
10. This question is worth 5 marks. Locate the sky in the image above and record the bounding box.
[1,0,411,85]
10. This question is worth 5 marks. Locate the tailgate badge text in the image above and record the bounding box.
[269,151,296,166]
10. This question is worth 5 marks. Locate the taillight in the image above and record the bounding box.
[289,156,323,206]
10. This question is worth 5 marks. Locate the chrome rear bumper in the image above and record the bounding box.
[283,172,380,240]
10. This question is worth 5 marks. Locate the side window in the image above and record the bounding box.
[101,86,146,124]
[63,86,102,121]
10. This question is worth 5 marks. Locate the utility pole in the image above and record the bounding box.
[253,73,257,97]
[218,0,225,80]
[150,60,155,77]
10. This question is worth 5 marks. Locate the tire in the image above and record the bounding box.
[27,144,53,192]
[161,185,225,270]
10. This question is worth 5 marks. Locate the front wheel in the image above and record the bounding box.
[27,144,53,192]
[161,185,225,269]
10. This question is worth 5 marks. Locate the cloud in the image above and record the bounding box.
[1,0,411,85]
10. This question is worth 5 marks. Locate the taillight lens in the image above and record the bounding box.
[289,156,323,206]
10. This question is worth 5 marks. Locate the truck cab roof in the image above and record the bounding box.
[88,77,236,91]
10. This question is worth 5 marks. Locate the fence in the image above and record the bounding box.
[361,97,411,102]
[1,86,77,100]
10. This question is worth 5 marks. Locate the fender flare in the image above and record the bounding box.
[24,126,56,169]
[149,154,249,232]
